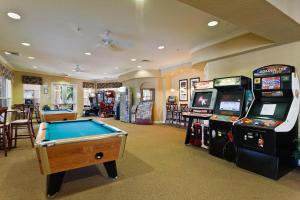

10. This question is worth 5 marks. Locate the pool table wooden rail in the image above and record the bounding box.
[35,123,127,175]
[41,111,77,122]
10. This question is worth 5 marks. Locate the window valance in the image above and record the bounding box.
[97,82,122,89]
[0,63,14,80]
[22,75,43,85]
[83,82,95,88]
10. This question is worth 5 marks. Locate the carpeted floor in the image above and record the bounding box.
[0,118,299,200]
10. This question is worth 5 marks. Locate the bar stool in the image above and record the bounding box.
[171,104,179,126]
[178,104,189,127]
[10,108,35,148]
[0,107,8,156]
[166,104,173,124]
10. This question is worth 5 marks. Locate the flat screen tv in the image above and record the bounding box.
[190,89,217,110]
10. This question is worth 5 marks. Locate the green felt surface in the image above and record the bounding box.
[44,120,117,141]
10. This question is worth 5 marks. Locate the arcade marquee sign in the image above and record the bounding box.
[254,65,293,76]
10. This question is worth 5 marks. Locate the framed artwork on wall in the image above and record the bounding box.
[190,77,200,98]
[179,79,188,101]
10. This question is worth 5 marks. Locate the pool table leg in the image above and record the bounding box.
[47,171,65,198]
[103,160,118,179]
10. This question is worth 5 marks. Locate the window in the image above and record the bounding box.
[23,84,41,105]
[0,77,12,108]
[141,88,155,102]
[52,83,77,111]
[83,88,95,106]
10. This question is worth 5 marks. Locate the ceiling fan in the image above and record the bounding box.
[95,30,132,51]
[72,64,86,73]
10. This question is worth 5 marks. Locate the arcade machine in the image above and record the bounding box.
[119,87,132,123]
[183,80,217,149]
[234,64,299,179]
[83,96,99,117]
[209,76,252,161]
[96,90,115,117]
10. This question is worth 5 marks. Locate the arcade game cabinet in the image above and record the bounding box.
[183,81,217,149]
[234,65,299,179]
[209,76,252,161]
[83,96,99,117]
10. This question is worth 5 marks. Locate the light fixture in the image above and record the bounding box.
[4,51,11,55]
[28,56,35,59]
[84,52,91,55]
[137,65,142,68]
[208,20,218,27]
[21,42,31,46]
[7,12,21,20]
[114,67,119,70]
[72,69,76,72]
[170,88,175,93]
[131,58,137,62]
[157,45,165,50]
[103,72,108,75]
[33,66,37,69]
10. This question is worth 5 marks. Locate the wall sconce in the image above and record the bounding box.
[170,88,175,93]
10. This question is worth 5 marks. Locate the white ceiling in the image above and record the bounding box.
[0,0,242,80]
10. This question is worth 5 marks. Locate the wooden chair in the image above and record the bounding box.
[10,108,35,148]
[33,103,42,123]
[0,107,8,156]
[12,104,26,119]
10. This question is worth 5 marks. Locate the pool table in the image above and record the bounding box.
[41,109,77,122]
[35,119,127,197]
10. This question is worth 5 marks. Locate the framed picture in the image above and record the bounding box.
[190,77,200,98]
[179,79,188,101]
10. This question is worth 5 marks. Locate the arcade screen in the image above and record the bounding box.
[192,92,213,109]
[248,102,290,120]
[261,76,281,90]
[217,93,243,113]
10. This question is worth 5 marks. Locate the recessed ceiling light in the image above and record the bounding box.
[137,65,142,68]
[131,58,137,62]
[4,51,11,55]
[84,52,91,55]
[208,20,218,27]
[114,67,119,70]
[28,56,35,59]
[21,42,31,46]
[157,45,165,50]
[33,66,37,69]
[72,69,76,72]
[7,12,21,20]
[103,72,108,75]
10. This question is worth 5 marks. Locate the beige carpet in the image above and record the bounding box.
[0,118,299,200]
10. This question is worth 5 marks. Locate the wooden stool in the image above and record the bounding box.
[10,108,35,148]
[0,107,9,156]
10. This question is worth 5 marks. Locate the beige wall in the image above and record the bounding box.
[122,77,163,123]
[12,71,85,114]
